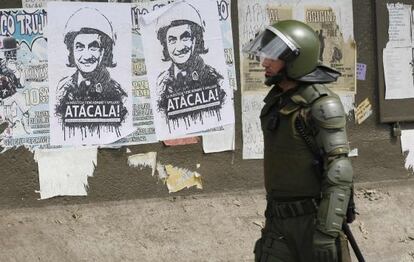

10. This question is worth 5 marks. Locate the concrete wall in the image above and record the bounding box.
[0,0,411,209]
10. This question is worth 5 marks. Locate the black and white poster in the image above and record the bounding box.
[48,2,133,146]
[141,0,234,140]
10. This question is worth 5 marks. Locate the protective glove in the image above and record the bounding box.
[313,229,338,262]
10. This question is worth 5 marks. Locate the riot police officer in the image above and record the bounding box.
[243,20,353,262]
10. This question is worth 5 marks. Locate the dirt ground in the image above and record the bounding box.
[0,179,413,262]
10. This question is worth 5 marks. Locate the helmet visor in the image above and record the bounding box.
[242,27,299,62]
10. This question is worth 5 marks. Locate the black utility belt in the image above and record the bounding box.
[265,198,319,219]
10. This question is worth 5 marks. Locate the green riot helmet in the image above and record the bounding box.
[243,20,319,79]
[243,20,340,83]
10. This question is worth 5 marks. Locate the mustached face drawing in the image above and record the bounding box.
[166,24,195,65]
[73,33,103,73]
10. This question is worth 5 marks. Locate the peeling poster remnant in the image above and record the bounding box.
[338,93,355,117]
[401,129,414,172]
[34,147,97,199]
[164,165,202,193]
[127,152,157,177]
[156,163,169,180]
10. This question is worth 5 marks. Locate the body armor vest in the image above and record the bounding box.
[260,84,329,198]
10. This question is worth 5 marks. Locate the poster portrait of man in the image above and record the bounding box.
[141,0,234,140]
[48,2,133,146]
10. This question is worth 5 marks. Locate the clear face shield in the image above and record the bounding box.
[242,26,299,63]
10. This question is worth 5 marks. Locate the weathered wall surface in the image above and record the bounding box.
[0,0,411,209]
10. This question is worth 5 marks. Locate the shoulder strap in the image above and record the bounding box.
[294,115,319,156]
[295,115,324,180]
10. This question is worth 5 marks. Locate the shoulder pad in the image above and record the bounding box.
[311,95,346,129]
[291,84,330,105]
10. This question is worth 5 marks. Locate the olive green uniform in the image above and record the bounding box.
[254,83,353,262]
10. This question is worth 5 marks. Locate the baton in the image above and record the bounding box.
[342,223,365,262]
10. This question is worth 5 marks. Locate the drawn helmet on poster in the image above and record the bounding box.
[0,36,19,62]
[243,20,340,84]
[64,7,115,43]
[156,1,205,33]
[63,7,116,69]
[156,1,208,63]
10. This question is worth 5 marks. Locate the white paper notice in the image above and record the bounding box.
[242,92,265,159]
[140,0,235,140]
[34,147,97,199]
[202,124,235,153]
[383,47,414,99]
[401,129,414,171]
[386,3,412,48]
[48,2,133,146]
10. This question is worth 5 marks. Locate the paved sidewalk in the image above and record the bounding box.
[0,179,413,262]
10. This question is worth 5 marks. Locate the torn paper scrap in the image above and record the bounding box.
[127,152,157,177]
[348,148,358,157]
[165,165,203,193]
[355,98,373,124]
[156,163,169,180]
[337,93,355,116]
[34,147,97,199]
[202,124,235,153]
[401,129,414,172]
